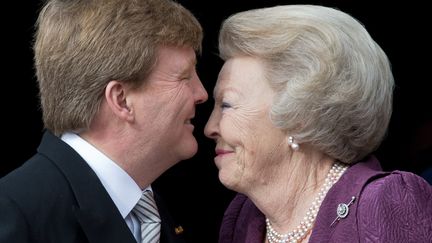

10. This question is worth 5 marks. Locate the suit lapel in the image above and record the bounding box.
[154,192,187,243]
[37,131,136,243]
[73,207,136,243]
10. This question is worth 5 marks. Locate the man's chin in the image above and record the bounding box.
[178,139,198,160]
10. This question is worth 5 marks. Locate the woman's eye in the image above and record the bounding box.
[221,102,231,109]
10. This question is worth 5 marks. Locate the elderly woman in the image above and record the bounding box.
[204,5,432,243]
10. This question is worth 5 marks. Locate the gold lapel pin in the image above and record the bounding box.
[174,226,184,235]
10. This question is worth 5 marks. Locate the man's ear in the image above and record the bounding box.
[105,80,134,122]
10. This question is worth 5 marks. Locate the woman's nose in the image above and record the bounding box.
[204,110,220,140]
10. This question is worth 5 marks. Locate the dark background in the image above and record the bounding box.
[2,1,431,242]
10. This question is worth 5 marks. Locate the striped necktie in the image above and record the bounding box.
[132,190,161,243]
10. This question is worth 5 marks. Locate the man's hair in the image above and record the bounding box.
[34,0,203,135]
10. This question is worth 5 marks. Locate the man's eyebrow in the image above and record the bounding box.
[175,57,197,77]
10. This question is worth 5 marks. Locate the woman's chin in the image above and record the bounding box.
[219,172,240,191]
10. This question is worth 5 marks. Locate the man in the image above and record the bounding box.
[0,0,207,242]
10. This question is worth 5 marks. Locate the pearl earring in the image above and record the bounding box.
[288,136,299,151]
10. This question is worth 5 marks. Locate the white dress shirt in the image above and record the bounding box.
[61,132,148,242]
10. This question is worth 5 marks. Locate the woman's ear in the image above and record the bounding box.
[105,80,134,122]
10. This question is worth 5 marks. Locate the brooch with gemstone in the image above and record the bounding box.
[330,196,356,226]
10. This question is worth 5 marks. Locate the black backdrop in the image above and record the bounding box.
[2,1,431,242]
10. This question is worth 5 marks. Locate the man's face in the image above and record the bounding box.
[131,45,208,163]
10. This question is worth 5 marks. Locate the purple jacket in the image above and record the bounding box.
[219,156,432,242]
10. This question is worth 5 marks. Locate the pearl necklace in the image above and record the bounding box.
[266,162,348,243]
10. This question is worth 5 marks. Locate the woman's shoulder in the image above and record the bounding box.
[356,170,432,241]
[347,156,431,205]
[360,170,432,203]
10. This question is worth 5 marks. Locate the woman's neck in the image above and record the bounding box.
[250,150,337,234]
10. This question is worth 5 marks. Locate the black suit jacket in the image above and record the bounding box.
[0,130,186,243]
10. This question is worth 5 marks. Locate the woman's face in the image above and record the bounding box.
[205,56,288,192]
